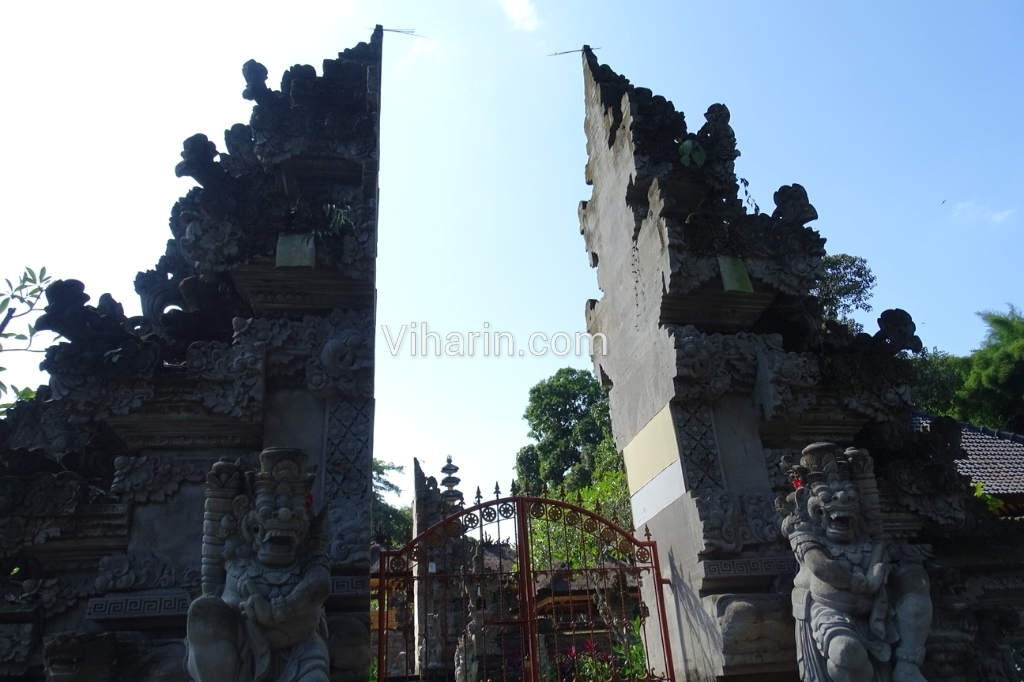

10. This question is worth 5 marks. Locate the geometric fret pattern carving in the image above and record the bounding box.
[86,588,191,621]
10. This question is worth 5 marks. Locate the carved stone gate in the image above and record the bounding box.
[377,497,674,682]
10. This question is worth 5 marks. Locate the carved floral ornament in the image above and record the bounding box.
[667,326,818,417]
[110,454,212,504]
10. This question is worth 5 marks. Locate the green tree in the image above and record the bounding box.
[0,267,54,414]
[515,367,634,565]
[812,253,877,331]
[514,367,618,495]
[911,347,965,417]
[912,306,1024,434]
[372,458,412,546]
[953,306,1024,433]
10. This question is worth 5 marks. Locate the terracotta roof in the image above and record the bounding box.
[957,425,1024,496]
[913,414,1024,496]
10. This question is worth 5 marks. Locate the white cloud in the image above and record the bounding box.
[500,0,541,31]
[952,201,1015,225]
[991,209,1015,224]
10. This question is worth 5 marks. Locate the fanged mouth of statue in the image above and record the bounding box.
[261,529,298,556]
[827,510,854,535]
[47,657,84,676]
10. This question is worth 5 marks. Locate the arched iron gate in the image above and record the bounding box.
[376,497,674,682]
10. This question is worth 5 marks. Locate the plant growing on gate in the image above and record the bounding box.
[557,640,612,682]
[677,139,707,168]
[0,266,54,414]
[611,617,647,681]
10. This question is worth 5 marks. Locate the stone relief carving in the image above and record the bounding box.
[6,576,96,619]
[324,399,372,568]
[776,443,931,682]
[713,594,795,667]
[1,392,96,461]
[172,133,284,281]
[736,491,782,545]
[924,567,1022,681]
[0,471,89,558]
[186,448,330,682]
[674,403,724,492]
[303,310,374,399]
[662,141,827,298]
[763,448,795,493]
[0,623,33,678]
[667,326,818,418]
[695,489,740,555]
[95,552,200,594]
[43,631,117,682]
[186,338,267,420]
[814,310,924,423]
[695,488,782,556]
[110,454,212,503]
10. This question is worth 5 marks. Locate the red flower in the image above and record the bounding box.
[793,478,803,489]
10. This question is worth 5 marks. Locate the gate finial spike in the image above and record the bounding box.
[494,482,501,499]
[475,486,482,504]
[511,480,520,496]
[595,499,602,515]
[644,524,652,540]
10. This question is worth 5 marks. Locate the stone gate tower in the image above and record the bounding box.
[0,28,382,682]
[578,47,1024,681]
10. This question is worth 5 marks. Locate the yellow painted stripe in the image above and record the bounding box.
[622,403,679,496]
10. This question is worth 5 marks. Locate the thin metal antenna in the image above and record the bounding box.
[372,27,426,38]
[547,47,600,57]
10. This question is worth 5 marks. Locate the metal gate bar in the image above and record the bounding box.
[377,496,673,682]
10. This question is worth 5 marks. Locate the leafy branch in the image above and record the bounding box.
[0,266,54,414]
[677,139,707,168]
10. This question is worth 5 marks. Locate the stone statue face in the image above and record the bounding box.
[807,480,860,543]
[252,489,310,565]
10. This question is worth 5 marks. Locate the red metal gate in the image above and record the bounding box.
[376,496,673,682]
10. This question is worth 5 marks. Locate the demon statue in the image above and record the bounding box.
[776,443,932,682]
[186,448,330,682]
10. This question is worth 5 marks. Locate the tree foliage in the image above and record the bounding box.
[954,306,1024,433]
[515,368,634,572]
[372,458,412,547]
[0,267,54,414]
[812,254,877,331]
[911,347,965,418]
[913,306,1024,434]
[515,367,619,495]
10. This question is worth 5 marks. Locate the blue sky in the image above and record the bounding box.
[1,1,1021,502]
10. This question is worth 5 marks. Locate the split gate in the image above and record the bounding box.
[376,496,674,682]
